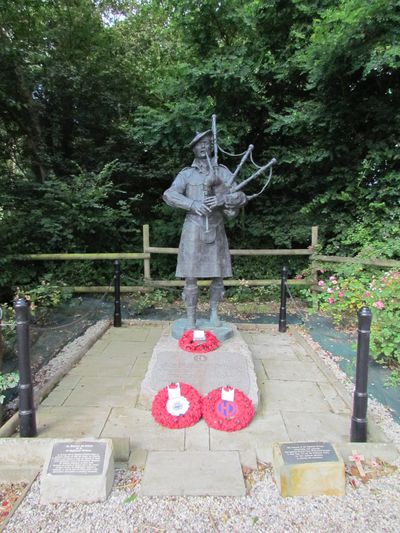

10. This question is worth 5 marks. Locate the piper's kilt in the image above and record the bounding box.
[176,212,232,278]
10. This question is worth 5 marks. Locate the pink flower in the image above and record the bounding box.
[338,291,344,298]
[327,297,334,304]
[327,287,334,294]
[331,280,338,285]
[329,275,336,281]
[373,301,384,310]
[295,274,303,279]
[364,291,371,297]
[318,280,325,286]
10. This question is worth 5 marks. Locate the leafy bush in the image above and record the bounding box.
[16,278,73,312]
[310,267,400,383]
[0,372,19,405]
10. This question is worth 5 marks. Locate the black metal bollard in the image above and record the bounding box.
[350,306,372,442]
[14,298,37,437]
[113,260,122,327]
[278,266,288,332]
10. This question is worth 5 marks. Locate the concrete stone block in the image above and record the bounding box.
[128,448,148,469]
[111,437,130,462]
[40,439,114,504]
[337,442,399,464]
[140,451,245,496]
[239,449,258,470]
[272,441,345,497]
[0,467,38,483]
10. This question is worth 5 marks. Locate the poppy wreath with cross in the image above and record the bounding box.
[202,386,254,432]
[178,329,220,353]
[151,382,202,429]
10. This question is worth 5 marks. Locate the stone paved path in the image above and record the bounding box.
[32,321,388,495]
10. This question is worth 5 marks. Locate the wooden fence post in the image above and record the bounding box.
[143,224,151,281]
[310,225,319,286]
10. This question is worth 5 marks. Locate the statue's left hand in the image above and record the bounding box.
[224,192,246,208]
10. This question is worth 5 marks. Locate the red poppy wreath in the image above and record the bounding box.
[178,329,220,353]
[151,382,202,429]
[202,386,254,432]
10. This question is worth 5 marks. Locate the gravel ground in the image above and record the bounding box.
[3,321,400,533]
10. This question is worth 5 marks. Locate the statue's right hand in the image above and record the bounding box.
[191,201,212,216]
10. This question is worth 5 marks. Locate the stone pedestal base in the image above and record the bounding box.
[139,324,258,409]
[40,439,114,504]
[171,318,234,342]
[272,441,345,497]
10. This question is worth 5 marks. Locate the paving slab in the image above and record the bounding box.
[210,412,289,451]
[99,340,150,358]
[62,382,139,407]
[67,357,137,377]
[184,419,210,451]
[41,388,74,407]
[318,381,350,413]
[100,406,185,450]
[36,406,111,438]
[243,332,295,346]
[281,411,353,442]
[249,344,300,360]
[263,360,328,382]
[21,320,391,496]
[259,379,332,413]
[140,451,246,496]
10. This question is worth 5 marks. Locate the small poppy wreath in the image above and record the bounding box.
[178,329,220,353]
[202,386,254,432]
[151,382,202,429]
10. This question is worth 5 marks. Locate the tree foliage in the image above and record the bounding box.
[0,0,399,292]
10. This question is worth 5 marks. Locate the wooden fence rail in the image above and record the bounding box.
[10,224,399,292]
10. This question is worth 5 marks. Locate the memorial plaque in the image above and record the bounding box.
[48,441,106,476]
[272,441,345,497]
[281,442,338,465]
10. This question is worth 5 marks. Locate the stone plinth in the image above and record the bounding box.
[40,439,114,504]
[273,441,345,497]
[171,318,234,342]
[139,325,258,409]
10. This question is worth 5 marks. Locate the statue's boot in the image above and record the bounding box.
[209,278,224,327]
[183,281,198,330]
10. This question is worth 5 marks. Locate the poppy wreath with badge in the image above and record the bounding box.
[178,329,220,353]
[202,386,254,432]
[151,382,202,429]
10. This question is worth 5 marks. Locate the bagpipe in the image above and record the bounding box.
[205,114,277,202]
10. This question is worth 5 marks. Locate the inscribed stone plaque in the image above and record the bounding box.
[281,442,338,465]
[48,441,106,475]
[272,441,345,497]
[40,439,114,504]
